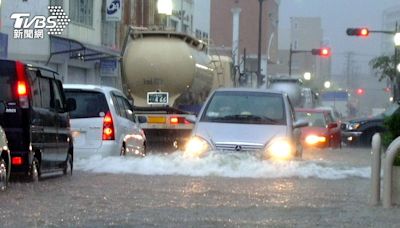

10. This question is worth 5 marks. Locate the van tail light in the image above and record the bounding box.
[102,111,115,140]
[16,61,29,109]
[12,157,23,166]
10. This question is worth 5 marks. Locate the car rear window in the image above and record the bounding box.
[0,60,16,101]
[65,90,109,119]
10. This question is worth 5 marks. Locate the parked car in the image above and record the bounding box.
[185,88,307,160]
[0,107,10,190]
[64,84,147,158]
[341,102,400,147]
[0,59,76,181]
[295,108,341,149]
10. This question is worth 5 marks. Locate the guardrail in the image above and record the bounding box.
[370,133,400,208]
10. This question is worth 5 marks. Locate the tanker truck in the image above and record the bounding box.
[268,76,318,108]
[121,28,232,151]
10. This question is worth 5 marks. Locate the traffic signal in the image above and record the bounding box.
[346,28,369,37]
[311,47,331,57]
[356,88,365,96]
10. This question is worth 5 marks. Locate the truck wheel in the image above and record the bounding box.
[63,153,73,176]
[0,158,7,191]
[30,158,39,183]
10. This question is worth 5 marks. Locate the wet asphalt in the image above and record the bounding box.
[1,147,400,227]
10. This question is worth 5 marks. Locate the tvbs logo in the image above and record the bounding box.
[11,6,70,39]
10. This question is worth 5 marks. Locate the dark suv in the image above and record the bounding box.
[341,102,400,147]
[0,59,76,180]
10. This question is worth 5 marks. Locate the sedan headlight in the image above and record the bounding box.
[347,123,360,130]
[305,135,327,145]
[264,138,294,160]
[184,136,211,158]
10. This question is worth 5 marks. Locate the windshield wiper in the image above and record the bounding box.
[221,115,279,123]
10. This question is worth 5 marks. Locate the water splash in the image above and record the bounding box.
[75,151,370,180]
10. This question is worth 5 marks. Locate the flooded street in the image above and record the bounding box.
[1,147,400,227]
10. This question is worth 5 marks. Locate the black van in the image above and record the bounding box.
[0,59,76,181]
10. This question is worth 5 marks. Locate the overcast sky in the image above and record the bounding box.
[279,0,400,75]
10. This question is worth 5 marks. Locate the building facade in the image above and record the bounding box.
[1,0,122,88]
[210,0,280,86]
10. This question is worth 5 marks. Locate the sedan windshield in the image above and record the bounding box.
[296,111,326,128]
[201,91,286,125]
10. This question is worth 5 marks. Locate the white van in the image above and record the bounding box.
[64,85,146,158]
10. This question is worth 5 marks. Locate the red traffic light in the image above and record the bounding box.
[356,88,365,95]
[311,47,331,57]
[346,28,369,37]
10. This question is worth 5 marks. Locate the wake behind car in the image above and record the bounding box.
[341,102,400,147]
[64,84,147,158]
[0,59,76,181]
[185,88,307,160]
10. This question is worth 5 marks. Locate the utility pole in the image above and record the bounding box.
[257,0,264,88]
[344,52,354,90]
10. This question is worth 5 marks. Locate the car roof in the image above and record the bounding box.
[213,87,285,95]
[0,59,58,74]
[63,84,124,94]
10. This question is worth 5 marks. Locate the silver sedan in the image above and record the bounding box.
[185,88,307,160]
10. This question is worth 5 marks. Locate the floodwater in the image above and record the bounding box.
[2,147,400,227]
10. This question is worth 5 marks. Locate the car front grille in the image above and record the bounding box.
[215,143,264,152]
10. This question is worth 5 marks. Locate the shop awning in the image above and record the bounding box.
[47,35,120,64]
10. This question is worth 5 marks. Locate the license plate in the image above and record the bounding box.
[147,92,168,105]
[147,116,166,124]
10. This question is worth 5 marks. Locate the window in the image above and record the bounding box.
[111,94,123,117]
[49,0,64,7]
[0,60,16,101]
[27,70,41,108]
[122,98,136,122]
[51,80,63,111]
[116,96,127,118]
[201,91,286,125]
[39,77,51,109]
[65,90,109,119]
[69,0,93,26]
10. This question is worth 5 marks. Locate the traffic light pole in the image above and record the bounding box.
[288,44,314,76]
[394,22,399,101]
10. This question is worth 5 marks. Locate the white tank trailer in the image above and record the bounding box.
[121,29,226,150]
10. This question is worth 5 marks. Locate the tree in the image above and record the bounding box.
[369,54,399,100]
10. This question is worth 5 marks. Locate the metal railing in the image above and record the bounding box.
[370,133,400,208]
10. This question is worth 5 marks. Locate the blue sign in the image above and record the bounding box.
[0,33,8,59]
[100,59,118,76]
[320,91,349,101]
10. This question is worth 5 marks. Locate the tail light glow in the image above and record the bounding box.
[12,157,23,166]
[16,61,29,108]
[17,80,27,96]
[102,111,115,140]
[170,116,191,125]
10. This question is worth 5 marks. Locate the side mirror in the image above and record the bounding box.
[185,115,197,124]
[0,102,5,114]
[138,116,147,124]
[293,119,309,129]
[66,98,76,112]
[327,122,338,129]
